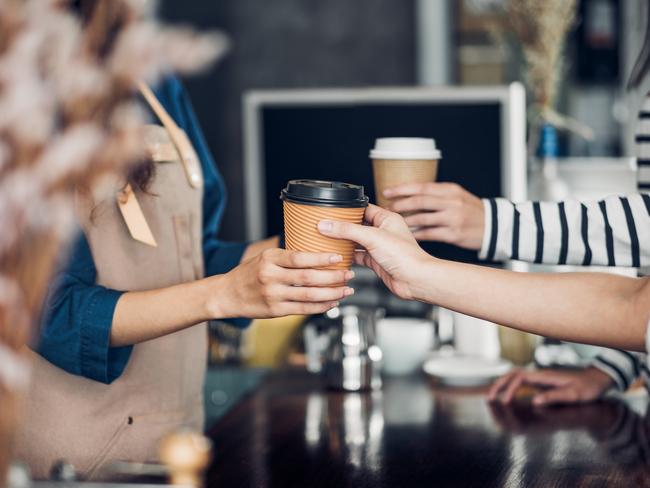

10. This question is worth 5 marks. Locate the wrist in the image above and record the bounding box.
[408,254,444,303]
[201,273,234,320]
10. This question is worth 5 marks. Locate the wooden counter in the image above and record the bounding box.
[206,369,650,487]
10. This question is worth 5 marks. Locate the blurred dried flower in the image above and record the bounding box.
[501,0,577,112]
[492,0,594,144]
[0,0,227,483]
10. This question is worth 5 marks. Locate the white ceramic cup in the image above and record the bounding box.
[376,317,434,375]
[452,312,501,360]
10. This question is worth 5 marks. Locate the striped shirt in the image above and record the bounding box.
[478,194,650,267]
[479,95,650,392]
[638,95,650,190]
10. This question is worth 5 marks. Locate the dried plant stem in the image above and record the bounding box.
[493,0,580,146]
[0,1,226,484]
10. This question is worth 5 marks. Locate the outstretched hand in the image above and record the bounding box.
[317,204,431,300]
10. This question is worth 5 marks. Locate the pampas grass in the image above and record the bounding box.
[492,0,593,144]
[0,1,227,484]
[501,0,577,115]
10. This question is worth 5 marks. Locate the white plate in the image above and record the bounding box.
[422,355,513,387]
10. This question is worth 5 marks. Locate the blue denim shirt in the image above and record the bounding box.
[38,76,249,384]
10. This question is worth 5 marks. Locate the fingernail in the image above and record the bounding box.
[344,287,355,296]
[345,271,355,280]
[318,220,333,232]
[329,254,343,263]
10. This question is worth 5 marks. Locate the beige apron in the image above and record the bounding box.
[15,123,208,480]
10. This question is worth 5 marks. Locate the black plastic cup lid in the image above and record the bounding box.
[280,179,369,208]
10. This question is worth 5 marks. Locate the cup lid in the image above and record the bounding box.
[281,179,369,208]
[369,137,441,160]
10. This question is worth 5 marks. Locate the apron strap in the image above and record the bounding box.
[117,183,158,247]
[138,81,203,189]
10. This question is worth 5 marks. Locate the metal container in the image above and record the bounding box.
[305,305,383,391]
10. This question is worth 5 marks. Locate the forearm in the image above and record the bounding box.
[111,276,224,347]
[413,259,650,351]
[111,245,348,347]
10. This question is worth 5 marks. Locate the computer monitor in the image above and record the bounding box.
[243,84,526,264]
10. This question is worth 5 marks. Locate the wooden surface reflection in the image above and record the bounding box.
[206,369,650,487]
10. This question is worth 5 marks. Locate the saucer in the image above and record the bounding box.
[422,354,513,387]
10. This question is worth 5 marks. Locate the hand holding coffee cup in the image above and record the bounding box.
[370,138,441,211]
[281,179,368,271]
[384,182,484,250]
[216,248,354,318]
[317,204,431,301]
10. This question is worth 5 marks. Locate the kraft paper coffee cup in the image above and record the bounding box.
[370,138,441,209]
[281,180,368,270]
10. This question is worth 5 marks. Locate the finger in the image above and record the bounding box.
[500,372,526,404]
[272,249,343,269]
[532,387,580,407]
[487,371,516,401]
[391,196,448,214]
[279,301,340,317]
[284,268,354,287]
[488,371,520,402]
[363,204,398,227]
[353,250,378,275]
[383,182,455,199]
[318,219,381,249]
[353,250,367,266]
[404,211,448,228]
[281,285,354,303]
[362,251,378,271]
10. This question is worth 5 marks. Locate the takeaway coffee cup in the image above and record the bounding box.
[370,138,441,209]
[281,179,369,270]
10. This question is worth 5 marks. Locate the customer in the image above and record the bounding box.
[383,182,649,404]
[374,11,650,404]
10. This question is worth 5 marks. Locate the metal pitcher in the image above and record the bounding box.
[304,305,383,391]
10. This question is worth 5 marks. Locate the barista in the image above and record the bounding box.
[17,76,352,479]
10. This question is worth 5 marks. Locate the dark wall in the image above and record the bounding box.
[160,0,417,240]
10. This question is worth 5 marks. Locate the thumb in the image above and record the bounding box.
[318,219,379,249]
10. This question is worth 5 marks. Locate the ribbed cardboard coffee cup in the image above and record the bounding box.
[370,138,441,209]
[281,180,368,270]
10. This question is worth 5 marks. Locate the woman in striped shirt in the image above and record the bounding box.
[378,135,650,405]
[379,8,650,403]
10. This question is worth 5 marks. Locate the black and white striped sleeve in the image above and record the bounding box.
[636,100,650,192]
[591,348,643,391]
[479,194,650,267]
